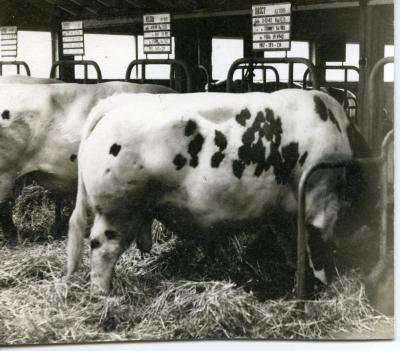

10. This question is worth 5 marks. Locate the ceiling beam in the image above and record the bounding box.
[65,0,99,15]
[83,0,393,29]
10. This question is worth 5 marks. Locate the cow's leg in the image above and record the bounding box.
[0,176,18,244]
[89,213,151,295]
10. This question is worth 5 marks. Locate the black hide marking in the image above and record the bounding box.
[105,168,110,173]
[211,152,225,168]
[211,130,228,168]
[1,110,10,120]
[188,133,205,168]
[109,143,121,157]
[70,154,77,162]
[328,109,342,133]
[299,151,308,167]
[275,142,300,184]
[104,230,118,240]
[184,120,197,136]
[90,239,101,250]
[232,108,298,183]
[235,108,251,126]
[173,153,187,170]
[214,130,227,150]
[232,160,245,179]
[314,96,328,121]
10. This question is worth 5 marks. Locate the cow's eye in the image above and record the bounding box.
[104,230,118,240]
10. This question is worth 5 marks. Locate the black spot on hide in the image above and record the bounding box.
[109,143,121,157]
[235,108,251,126]
[328,109,342,133]
[1,110,10,120]
[184,120,197,136]
[314,96,328,121]
[173,154,187,170]
[211,152,225,168]
[70,154,77,162]
[211,130,228,168]
[188,133,205,168]
[231,107,299,184]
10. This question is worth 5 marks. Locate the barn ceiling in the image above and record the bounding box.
[0,0,393,30]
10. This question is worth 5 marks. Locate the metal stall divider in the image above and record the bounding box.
[125,59,192,93]
[0,61,30,76]
[303,65,360,121]
[49,60,103,83]
[367,56,394,153]
[226,57,320,93]
[296,58,394,304]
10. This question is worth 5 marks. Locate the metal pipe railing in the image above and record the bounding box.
[0,61,31,76]
[226,57,320,92]
[125,59,192,93]
[49,60,102,83]
[296,129,393,300]
[367,56,394,152]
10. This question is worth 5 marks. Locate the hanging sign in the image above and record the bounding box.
[0,26,18,58]
[252,3,292,51]
[143,13,171,54]
[61,21,85,56]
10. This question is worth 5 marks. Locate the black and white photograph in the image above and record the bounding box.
[0,0,396,347]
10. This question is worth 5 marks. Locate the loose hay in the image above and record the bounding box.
[0,235,392,345]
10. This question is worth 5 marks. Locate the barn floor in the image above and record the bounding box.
[0,235,393,345]
[0,185,393,344]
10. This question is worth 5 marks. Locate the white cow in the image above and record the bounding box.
[0,82,175,243]
[66,89,375,295]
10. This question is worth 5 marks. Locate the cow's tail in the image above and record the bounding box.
[66,165,88,276]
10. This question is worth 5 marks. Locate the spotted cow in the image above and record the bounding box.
[66,89,374,294]
[0,81,175,243]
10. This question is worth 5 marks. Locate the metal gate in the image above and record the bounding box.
[0,60,30,76]
[49,60,102,83]
[296,58,394,302]
[125,59,192,93]
[303,65,359,122]
[226,57,320,92]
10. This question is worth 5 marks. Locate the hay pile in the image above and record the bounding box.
[0,235,392,344]
[0,186,392,344]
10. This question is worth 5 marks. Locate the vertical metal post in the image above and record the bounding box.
[141,63,145,84]
[288,62,294,88]
[262,67,266,91]
[297,171,308,301]
[84,63,88,83]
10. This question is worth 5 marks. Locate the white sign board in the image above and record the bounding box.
[143,13,171,54]
[0,26,17,58]
[252,3,291,51]
[61,21,84,56]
